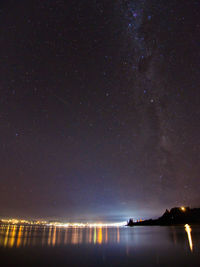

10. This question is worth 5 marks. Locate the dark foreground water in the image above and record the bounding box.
[0,224,200,266]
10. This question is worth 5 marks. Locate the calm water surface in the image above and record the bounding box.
[0,224,200,266]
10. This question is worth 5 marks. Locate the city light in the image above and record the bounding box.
[47,222,126,228]
[0,218,126,228]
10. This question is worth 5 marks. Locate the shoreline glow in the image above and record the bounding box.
[47,222,127,228]
[0,218,127,227]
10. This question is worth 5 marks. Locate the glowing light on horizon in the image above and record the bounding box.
[47,221,126,228]
[0,218,126,228]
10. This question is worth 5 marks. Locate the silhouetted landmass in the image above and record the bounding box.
[127,207,200,226]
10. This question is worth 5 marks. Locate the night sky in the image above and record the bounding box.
[0,0,200,222]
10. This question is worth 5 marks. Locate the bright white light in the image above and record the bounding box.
[0,217,126,228]
[47,221,126,228]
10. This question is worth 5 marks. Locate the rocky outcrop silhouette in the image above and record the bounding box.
[127,207,200,226]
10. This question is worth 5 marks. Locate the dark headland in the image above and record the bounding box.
[127,207,200,226]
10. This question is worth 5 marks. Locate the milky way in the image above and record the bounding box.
[115,0,200,206]
[0,0,200,221]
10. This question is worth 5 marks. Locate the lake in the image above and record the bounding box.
[0,224,200,266]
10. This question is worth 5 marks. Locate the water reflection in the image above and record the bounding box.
[0,225,121,247]
[48,226,52,246]
[0,224,197,251]
[23,226,29,246]
[4,225,10,247]
[185,224,193,252]
[117,227,120,243]
[52,227,57,246]
[93,227,96,244]
[16,226,23,247]
[98,227,102,244]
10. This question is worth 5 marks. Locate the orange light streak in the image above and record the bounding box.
[185,224,193,252]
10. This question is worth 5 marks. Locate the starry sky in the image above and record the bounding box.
[0,0,200,222]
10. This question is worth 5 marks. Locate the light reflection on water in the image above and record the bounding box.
[185,224,193,252]
[0,225,122,247]
[0,224,198,252]
[1,224,200,266]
